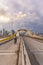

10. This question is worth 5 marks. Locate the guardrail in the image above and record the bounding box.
[0,34,16,43]
[32,35,43,40]
[23,35,43,40]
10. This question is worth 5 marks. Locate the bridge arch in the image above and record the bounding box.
[16,29,32,36]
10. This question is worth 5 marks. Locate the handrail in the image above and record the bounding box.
[0,34,16,43]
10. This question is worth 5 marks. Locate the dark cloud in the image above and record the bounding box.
[0,0,43,33]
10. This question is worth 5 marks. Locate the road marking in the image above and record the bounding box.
[0,52,16,55]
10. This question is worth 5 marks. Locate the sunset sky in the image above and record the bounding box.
[0,0,43,32]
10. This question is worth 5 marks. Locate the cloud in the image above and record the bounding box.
[28,12,40,21]
[0,0,43,32]
[0,25,3,30]
[13,12,27,20]
[13,12,40,22]
[0,0,41,22]
[32,0,43,16]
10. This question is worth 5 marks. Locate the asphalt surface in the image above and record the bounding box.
[0,38,20,65]
[23,36,43,65]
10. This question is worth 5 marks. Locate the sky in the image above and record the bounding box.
[0,0,43,32]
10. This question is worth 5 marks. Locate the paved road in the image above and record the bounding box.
[23,36,43,65]
[0,38,20,65]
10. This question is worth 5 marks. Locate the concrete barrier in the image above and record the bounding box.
[21,38,31,65]
[18,37,31,65]
[18,38,22,65]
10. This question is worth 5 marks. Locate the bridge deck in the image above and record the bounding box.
[0,38,20,65]
[0,35,43,65]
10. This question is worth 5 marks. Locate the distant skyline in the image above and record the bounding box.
[0,0,43,32]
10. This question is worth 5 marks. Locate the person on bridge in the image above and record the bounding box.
[11,30,17,44]
[14,35,17,43]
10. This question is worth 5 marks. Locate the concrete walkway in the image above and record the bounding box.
[0,38,20,65]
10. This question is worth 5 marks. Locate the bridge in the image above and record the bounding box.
[0,29,43,65]
[17,29,32,36]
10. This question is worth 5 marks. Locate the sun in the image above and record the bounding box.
[0,15,10,23]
